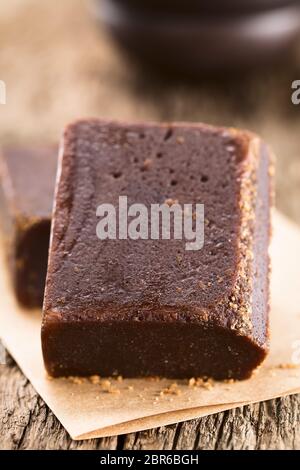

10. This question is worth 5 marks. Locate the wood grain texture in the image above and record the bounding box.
[1,348,300,450]
[1,0,300,450]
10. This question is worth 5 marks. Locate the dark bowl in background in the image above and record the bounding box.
[94,0,300,74]
[110,0,298,14]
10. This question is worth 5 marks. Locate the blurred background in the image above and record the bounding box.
[0,0,300,223]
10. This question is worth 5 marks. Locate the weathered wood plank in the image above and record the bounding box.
[0,353,117,450]
[1,351,300,450]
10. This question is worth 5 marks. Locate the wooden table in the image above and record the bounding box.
[1,0,300,450]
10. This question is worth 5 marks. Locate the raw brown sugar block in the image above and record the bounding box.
[42,119,272,380]
[0,146,57,307]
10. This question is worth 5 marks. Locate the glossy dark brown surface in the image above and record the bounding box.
[42,119,272,380]
[0,146,57,307]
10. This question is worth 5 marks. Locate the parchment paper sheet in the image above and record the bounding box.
[0,211,300,440]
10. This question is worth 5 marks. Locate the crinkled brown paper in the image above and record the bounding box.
[0,211,300,439]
